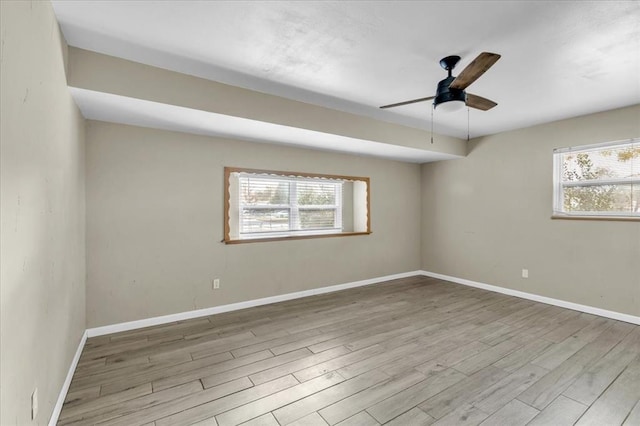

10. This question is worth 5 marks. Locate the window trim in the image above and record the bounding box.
[552,138,640,221]
[224,167,372,244]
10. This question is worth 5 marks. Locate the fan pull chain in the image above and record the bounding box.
[431,104,434,144]
[467,107,470,142]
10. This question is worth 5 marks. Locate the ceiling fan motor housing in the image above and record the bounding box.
[434,76,466,108]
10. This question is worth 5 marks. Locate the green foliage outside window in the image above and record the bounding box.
[562,146,640,214]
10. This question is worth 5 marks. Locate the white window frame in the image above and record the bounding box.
[224,167,371,243]
[552,138,640,220]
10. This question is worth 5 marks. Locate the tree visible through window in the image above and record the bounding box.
[554,139,639,218]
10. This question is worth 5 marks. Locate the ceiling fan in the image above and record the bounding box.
[380,52,501,112]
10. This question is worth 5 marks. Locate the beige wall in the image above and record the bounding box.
[85,121,421,327]
[0,2,86,425]
[421,105,640,316]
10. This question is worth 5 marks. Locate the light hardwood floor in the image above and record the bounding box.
[59,276,640,426]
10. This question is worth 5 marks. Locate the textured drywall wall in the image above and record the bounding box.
[85,121,421,327]
[0,2,86,424]
[421,105,640,316]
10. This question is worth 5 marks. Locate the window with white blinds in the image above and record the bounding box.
[553,138,639,219]
[224,168,371,242]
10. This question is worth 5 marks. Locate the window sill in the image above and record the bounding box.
[224,231,372,244]
[551,214,640,222]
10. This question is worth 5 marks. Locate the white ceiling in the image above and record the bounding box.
[52,1,640,141]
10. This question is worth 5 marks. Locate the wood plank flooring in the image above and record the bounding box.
[59,276,640,425]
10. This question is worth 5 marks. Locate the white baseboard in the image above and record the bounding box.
[420,270,640,326]
[87,270,422,337]
[49,330,88,426]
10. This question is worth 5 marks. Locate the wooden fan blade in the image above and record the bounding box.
[450,52,501,90]
[466,93,497,111]
[380,96,435,109]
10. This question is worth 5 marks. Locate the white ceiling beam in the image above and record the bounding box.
[68,47,466,159]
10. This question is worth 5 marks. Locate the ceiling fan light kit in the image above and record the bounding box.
[434,77,466,109]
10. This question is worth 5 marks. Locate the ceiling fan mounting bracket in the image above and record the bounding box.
[439,55,461,76]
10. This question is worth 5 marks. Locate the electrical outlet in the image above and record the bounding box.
[522,269,529,279]
[213,278,220,289]
[31,388,38,420]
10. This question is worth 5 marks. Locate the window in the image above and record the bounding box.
[224,168,371,243]
[553,138,639,220]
